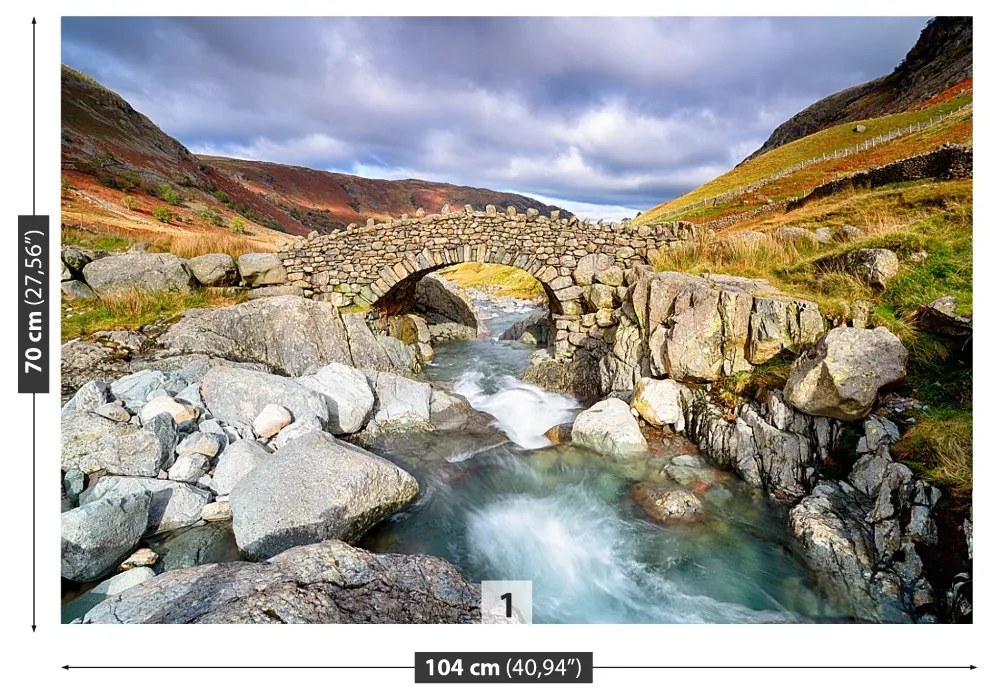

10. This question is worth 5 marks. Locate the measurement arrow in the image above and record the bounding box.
[62,664,975,671]
[30,15,37,634]
[594,665,976,670]
[64,666,414,671]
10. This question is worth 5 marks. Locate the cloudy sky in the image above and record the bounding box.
[62,16,929,219]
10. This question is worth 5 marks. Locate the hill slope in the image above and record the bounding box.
[750,17,972,159]
[61,65,568,252]
[200,156,572,233]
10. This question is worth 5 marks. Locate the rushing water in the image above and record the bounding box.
[361,294,849,623]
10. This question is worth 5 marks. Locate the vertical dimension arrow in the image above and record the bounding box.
[19,16,47,634]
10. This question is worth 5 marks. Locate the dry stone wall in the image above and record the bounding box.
[280,205,700,361]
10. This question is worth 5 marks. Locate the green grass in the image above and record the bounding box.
[437,262,545,300]
[637,92,972,224]
[62,288,245,341]
[893,408,972,497]
[62,226,134,252]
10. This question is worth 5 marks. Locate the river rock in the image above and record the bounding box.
[176,431,222,458]
[199,365,330,431]
[159,296,355,377]
[500,311,549,344]
[212,439,271,496]
[296,363,375,434]
[367,371,432,428]
[252,404,293,438]
[94,402,130,422]
[230,431,419,560]
[629,483,705,523]
[69,379,111,413]
[151,520,239,573]
[83,253,196,295]
[61,341,127,394]
[62,566,156,623]
[61,492,152,581]
[80,477,211,535]
[187,253,239,287]
[119,547,158,571]
[272,416,322,450]
[237,253,287,287]
[572,398,648,458]
[62,410,175,477]
[630,377,684,430]
[845,248,899,289]
[202,501,232,521]
[784,327,908,421]
[915,295,972,337]
[83,539,479,624]
[415,276,477,330]
[110,370,189,411]
[140,395,198,429]
[62,279,97,299]
[168,454,211,483]
[543,424,573,445]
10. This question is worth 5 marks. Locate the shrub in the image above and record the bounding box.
[212,189,230,203]
[159,183,181,205]
[201,208,224,226]
[152,205,173,223]
[120,195,139,211]
[230,217,245,234]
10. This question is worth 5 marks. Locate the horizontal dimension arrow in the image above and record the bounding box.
[595,665,975,670]
[64,665,413,670]
[64,664,974,671]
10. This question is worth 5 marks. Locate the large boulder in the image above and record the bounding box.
[230,431,419,560]
[629,483,705,524]
[62,246,109,276]
[296,363,375,434]
[60,341,127,393]
[915,295,972,337]
[158,296,351,377]
[151,521,240,573]
[83,540,479,624]
[237,253,287,287]
[212,440,271,496]
[571,398,648,458]
[82,253,196,295]
[499,311,549,345]
[628,271,823,382]
[62,567,155,623]
[366,371,432,428]
[187,253,239,286]
[62,410,175,477]
[845,248,899,289]
[199,365,331,430]
[784,327,908,421]
[630,377,684,431]
[80,477,211,535]
[415,276,477,330]
[340,313,415,372]
[61,492,152,581]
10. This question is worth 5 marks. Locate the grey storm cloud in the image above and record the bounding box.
[61,16,929,219]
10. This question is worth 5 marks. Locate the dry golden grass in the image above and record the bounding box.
[893,409,973,497]
[62,222,277,257]
[437,262,546,300]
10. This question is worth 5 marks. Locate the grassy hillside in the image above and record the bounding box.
[637,89,971,226]
[649,178,972,495]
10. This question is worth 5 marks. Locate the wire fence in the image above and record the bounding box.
[661,99,972,219]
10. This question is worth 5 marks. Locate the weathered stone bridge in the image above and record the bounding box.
[280,204,700,360]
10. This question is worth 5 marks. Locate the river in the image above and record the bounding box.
[360,294,850,623]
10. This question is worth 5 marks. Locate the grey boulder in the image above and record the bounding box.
[571,398,649,458]
[296,363,375,434]
[230,431,419,560]
[83,539,479,624]
[237,253,287,287]
[61,492,152,581]
[187,253,239,287]
[80,477,211,535]
[83,253,197,295]
[199,365,330,430]
[62,410,175,476]
[367,371,432,428]
[784,327,908,421]
[845,248,899,289]
[157,296,353,376]
[212,439,271,496]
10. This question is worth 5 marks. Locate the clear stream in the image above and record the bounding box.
[360,297,850,623]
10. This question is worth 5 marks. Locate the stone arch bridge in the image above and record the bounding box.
[280,204,699,360]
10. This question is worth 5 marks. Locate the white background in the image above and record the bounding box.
[0,1,984,697]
